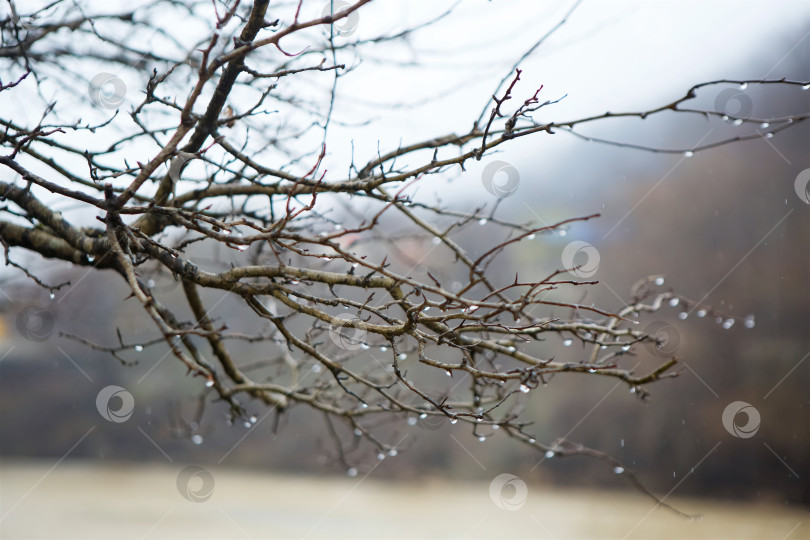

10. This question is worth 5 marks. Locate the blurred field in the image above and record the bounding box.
[0,460,806,539]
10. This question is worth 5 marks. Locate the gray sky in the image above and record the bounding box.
[320,0,809,198]
[1,1,807,224]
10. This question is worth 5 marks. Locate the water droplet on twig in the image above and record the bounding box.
[744,316,755,329]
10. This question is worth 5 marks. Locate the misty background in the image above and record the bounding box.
[1,0,809,526]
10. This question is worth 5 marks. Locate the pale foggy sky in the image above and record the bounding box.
[321,0,809,194]
[2,1,807,218]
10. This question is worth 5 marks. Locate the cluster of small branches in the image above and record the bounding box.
[1,0,808,512]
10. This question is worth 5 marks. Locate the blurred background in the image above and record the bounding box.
[1,1,809,538]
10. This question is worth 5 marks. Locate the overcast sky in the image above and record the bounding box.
[319,1,809,185]
[1,1,808,235]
